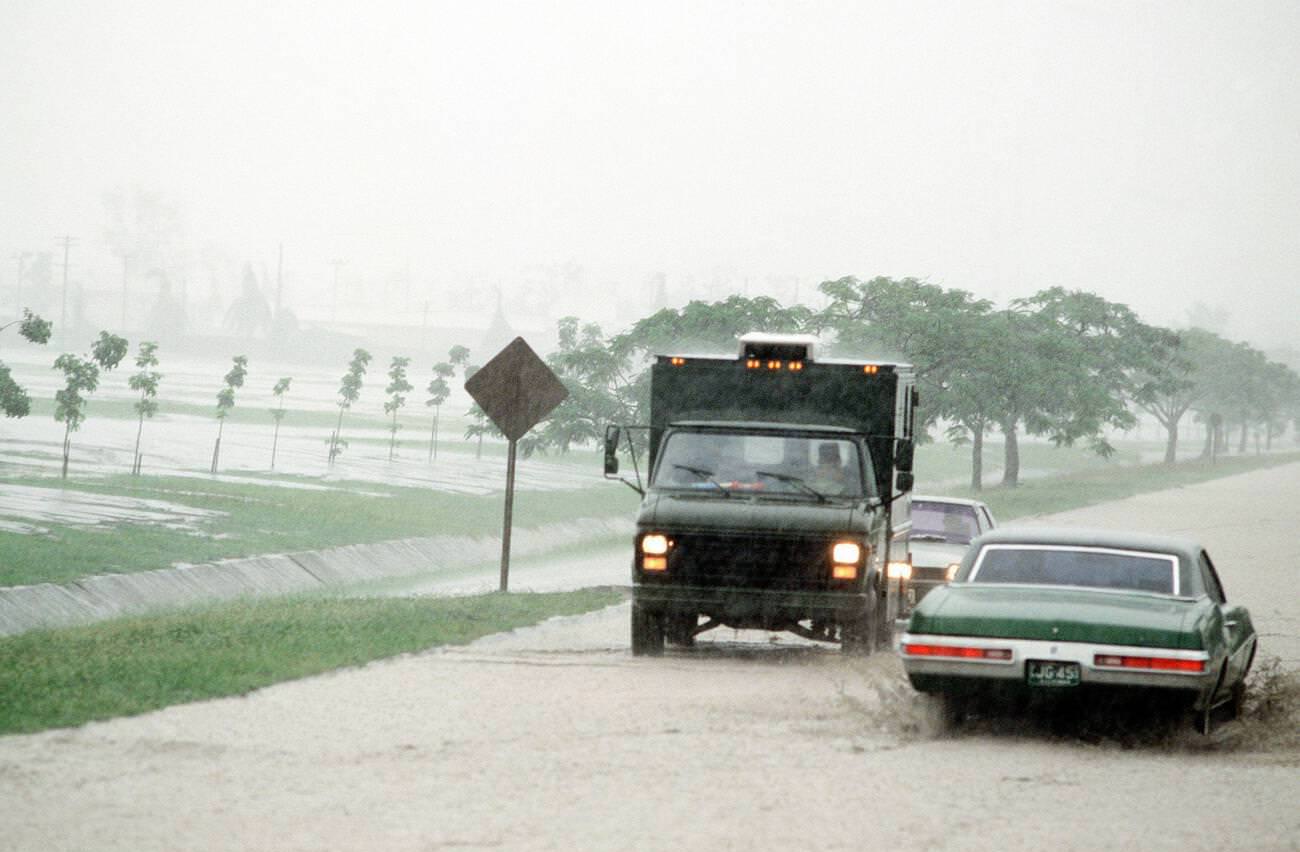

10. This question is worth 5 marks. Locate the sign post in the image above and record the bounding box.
[464,337,569,592]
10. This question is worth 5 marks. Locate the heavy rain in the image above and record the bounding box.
[1,2,1298,850]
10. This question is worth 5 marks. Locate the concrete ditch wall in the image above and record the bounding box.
[0,517,632,637]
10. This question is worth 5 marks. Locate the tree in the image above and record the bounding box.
[816,276,994,464]
[0,309,54,419]
[1132,328,1238,464]
[128,341,162,475]
[536,317,645,457]
[211,355,248,474]
[329,348,371,464]
[462,363,494,459]
[53,331,128,478]
[622,294,812,356]
[426,362,454,461]
[384,356,413,461]
[971,288,1177,486]
[269,377,292,469]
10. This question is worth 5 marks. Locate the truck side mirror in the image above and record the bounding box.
[895,471,914,493]
[603,425,620,476]
[895,440,914,473]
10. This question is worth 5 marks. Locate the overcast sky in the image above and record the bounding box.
[2,0,1297,343]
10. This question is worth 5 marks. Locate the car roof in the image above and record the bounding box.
[912,495,987,508]
[972,526,1202,563]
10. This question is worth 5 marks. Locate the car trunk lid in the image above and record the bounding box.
[911,584,1199,649]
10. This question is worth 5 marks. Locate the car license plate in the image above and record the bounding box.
[1026,660,1080,687]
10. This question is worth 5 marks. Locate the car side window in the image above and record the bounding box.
[1199,551,1226,603]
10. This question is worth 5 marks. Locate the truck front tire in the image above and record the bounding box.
[841,608,875,656]
[631,604,665,656]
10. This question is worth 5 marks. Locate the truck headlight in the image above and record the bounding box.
[886,561,912,579]
[945,562,960,581]
[641,534,669,555]
[831,542,861,564]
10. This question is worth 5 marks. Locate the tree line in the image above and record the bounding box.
[0,313,480,478]
[531,278,1300,488]
[4,278,1298,488]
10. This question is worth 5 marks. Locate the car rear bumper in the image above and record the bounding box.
[899,632,1214,694]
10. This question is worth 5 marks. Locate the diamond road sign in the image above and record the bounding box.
[464,337,569,442]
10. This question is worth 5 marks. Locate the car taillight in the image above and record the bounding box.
[902,643,1012,661]
[1093,654,1205,672]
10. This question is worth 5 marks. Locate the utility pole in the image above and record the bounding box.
[329,258,346,322]
[275,242,284,314]
[11,251,31,315]
[120,254,131,330]
[57,236,77,343]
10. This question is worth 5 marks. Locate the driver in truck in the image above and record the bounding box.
[812,442,849,494]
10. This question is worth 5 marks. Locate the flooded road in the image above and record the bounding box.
[1,463,1298,851]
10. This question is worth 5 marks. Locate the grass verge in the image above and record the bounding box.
[946,451,1300,521]
[0,587,625,736]
[0,476,637,587]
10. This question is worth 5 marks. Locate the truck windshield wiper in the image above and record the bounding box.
[754,470,829,503]
[671,464,732,497]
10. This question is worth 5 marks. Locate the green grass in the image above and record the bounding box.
[940,450,1300,521]
[0,475,638,587]
[0,588,625,736]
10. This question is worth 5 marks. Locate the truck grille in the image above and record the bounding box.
[665,532,837,591]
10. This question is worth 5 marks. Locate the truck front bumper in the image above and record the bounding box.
[634,583,869,624]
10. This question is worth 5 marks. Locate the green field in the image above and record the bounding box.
[0,588,624,735]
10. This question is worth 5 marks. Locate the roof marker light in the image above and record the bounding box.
[862,365,878,375]
[670,357,686,366]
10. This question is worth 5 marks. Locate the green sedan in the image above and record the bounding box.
[900,527,1258,733]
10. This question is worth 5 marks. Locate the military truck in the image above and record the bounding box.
[604,333,917,655]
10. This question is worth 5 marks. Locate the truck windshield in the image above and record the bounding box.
[653,431,868,498]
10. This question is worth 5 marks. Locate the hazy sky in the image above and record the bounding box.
[2,1,1297,342]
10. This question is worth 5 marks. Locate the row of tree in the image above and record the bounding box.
[530,278,1300,488]
[5,279,1298,487]
[0,312,488,477]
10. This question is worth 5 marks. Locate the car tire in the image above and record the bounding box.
[1227,642,1256,721]
[631,604,665,657]
[937,694,966,732]
[1192,663,1229,735]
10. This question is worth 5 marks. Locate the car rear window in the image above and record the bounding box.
[970,545,1178,595]
[912,501,980,544]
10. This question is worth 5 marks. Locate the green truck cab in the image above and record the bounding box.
[605,334,918,656]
